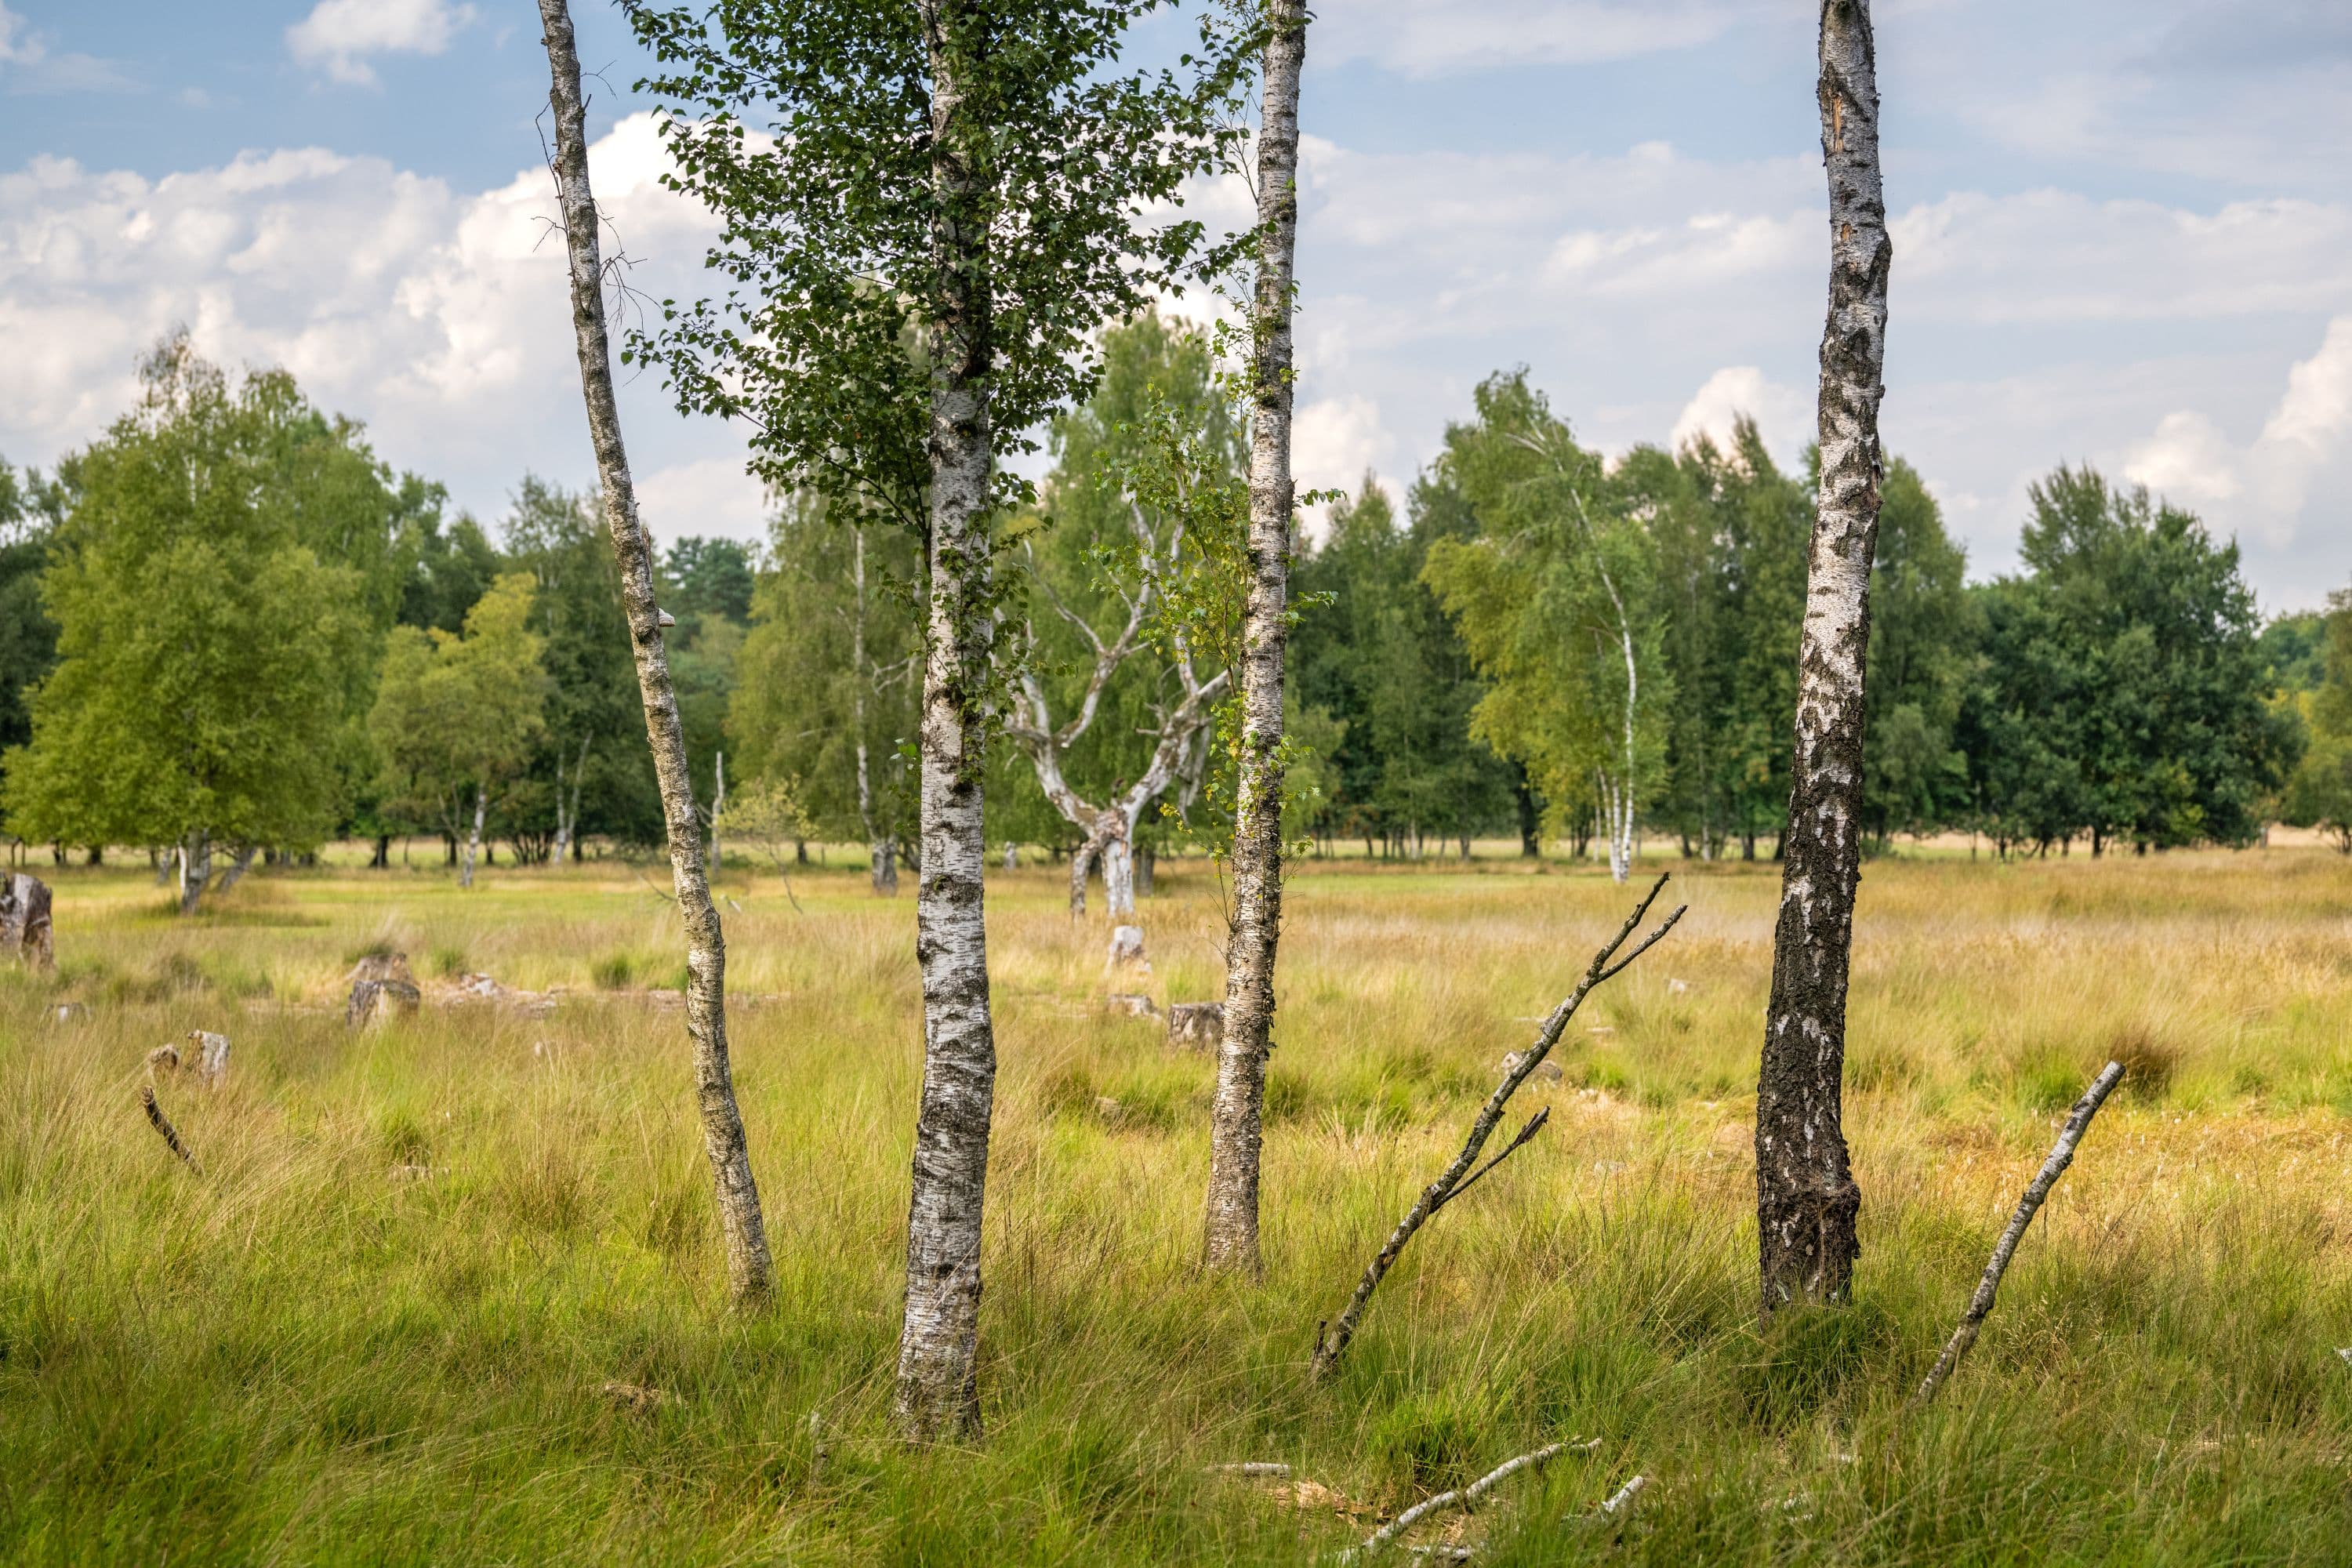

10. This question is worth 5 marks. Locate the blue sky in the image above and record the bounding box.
[2,1,2348,607]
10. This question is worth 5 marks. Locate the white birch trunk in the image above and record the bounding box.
[1755,0,1891,1317]
[1204,0,1307,1275]
[894,0,1000,1441]
[708,750,725,875]
[1102,833,1135,920]
[459,783,486,890]
[178,832,210,916]
[539,0,775,1308]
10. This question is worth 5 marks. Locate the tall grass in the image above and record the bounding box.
[1,848,2348,1563]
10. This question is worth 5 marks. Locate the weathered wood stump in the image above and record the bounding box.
[50,1001,89,1026]
[1105,993,1156,1018]
[347,952,422,1027]
[1,873,53,971]
[1103,924,1149,976]
[187,1030,230,1086]
[1167,1001,1225,1049]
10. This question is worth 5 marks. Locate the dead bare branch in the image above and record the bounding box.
[1309,876,1684,1379]
[1910,1059,2125,1410]
[1352,1439,1594,1557]
[140,1086,198,1171]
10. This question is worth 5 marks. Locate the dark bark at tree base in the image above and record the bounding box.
[1755,0,1891,1320]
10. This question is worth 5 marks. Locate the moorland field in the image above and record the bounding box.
[2,846,2350,1563]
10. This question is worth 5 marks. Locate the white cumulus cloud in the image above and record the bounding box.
[2125,316,2352,546]
[1670,366,1809,465]
[0,114,765,546]
[287,0,479,87]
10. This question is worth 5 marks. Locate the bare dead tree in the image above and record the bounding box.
[1754,0,1893,1319]
[1311,875,1686,1378]
[538,0,774,1308]
[1911,1060,2125,1410]
[1004,510,1229,923]
[1203,0,1308,1279]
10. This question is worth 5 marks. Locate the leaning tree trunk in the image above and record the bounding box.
[459,784,487,890]
[539,0,775,1308]
[1755,0,1891,1320]
[1204,0,1307,1276]
[893,0,1001,1443]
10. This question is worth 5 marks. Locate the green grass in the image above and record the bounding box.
[1,845,2350,1563]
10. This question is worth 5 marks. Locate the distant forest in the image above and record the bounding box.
[0,321,2340,878]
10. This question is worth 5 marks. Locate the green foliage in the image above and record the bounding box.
[500,479,662,855]
[2,337,372,861]
[0,459,64,807]
[1959,466,2295,855]
[621,0,1255,527]
[729,494,921,851]
[1421,373,1668,847]
[1294,474,1512,857]
[2278,589,2352,850]
[368,574,552,840]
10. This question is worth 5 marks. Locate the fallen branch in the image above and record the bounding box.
[140,1086,198,1170]
[1354,1439,1592,1557]
[1311,876,1685,1378]
[1910,1059,2125,1410]
[1591,1473,1647,1526]
[1206,1461,1292,1478]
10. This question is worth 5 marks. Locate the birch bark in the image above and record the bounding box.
[459,783,486,890]
[1755,0,1891,1318]
[539,0,775,1308]
[1203,0,1307,1275]
[893,0,1000,1441]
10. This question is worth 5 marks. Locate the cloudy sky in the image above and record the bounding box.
[2,1,2347,606]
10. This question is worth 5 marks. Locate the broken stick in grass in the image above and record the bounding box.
[1310,875,1685,1380]
[1910,1058,2125,1410]
[1352,1439,1595,1557]
[140,1085,198,1171]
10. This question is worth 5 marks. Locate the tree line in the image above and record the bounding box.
[0,317,2321,904]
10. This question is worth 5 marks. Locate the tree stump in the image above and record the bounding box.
[347,953,422,1027]
[1167,1002,1225,1049]
[1501,1050,1566,1083]
[1104,924,1149,976]
[1105,993,1156,1018]
[1,873,54,971]
[187,1030,230,1086]
[347,979,423,1028]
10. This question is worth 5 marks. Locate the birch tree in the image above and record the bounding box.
[731,497,920,895]
[1203,0,1308,1278]
[2,337,370,911]
[368,573,550,889]
[1754,0,1892,1316]
[622,0,1251,1439]
[1007,314,1243,921]
[539,0,777,1308]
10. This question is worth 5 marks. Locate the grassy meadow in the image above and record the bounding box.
[3,844,2351,1563]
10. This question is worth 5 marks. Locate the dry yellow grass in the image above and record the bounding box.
[1,844,2348,1563]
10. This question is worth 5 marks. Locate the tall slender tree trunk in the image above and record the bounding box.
[459,784,486,890]
[1755,0,1890,1320]
[893,0,1000,1442]
[851,528,898,898]
[540,0,775,1308]
[708,750,725,874]
[1204,0,1307,1276]
[178,831,210,916]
